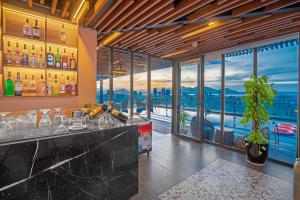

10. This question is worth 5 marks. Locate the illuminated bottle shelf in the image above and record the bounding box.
[0,3,78,97]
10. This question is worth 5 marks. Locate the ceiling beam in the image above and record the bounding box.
[28,0,33,8]
[232,0,279,16]
[61,0,71,17]
[265,0,300,12]
[40,0,45,5]
[50,0,58,15]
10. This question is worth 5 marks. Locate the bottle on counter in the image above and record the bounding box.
[15,72,23,96]
[52,74,60,96]
[47,46,54,68]
[38,46,44,68]
[23,74,29,96]
[29,44,36,67]
[70,53,76,70]
[55,48,61,69]
[62,49,68,70]
[5,41,12,65]
[23,18,32,38]
[22,44,29,67]
[5,71,15,96]
[14,43,21,66]
[38,75,45,96]
[29,74,36,96]
[60,24,66,43]
[32,19,40,39]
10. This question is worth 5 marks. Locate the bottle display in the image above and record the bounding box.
[38,47,44,68]
[29,44,36,67]
[62,49,68,70]
[15,72,23,96]
[23,19,32,38]
[22,44,29,66]
[32,19,40,39]
[5,72,15,96]
[60,24,66,43]
[70,53,76,70]
[5,41,12,66]
[52,74,60,96]
[47,47,54,68]
[55,48,61,69]
[14,43,21,66]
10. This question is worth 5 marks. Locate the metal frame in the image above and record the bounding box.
[199,56,204,141]
[253,47,258,76]
[220,54,225,146]
[298,32,300,158]
[108,47,113,102]
[147,55,151,120]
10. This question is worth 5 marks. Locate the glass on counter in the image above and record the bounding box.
[39,109,52,134]
[0,112,13,140]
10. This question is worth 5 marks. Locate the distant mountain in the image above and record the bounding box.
[224,88,242,94]
[114,89,130,94]
[180,86,241,95]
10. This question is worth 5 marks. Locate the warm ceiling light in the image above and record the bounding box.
[72,0,89,22]
[99,32,123,46]
[181,21,218,39]
[161,50,187,58]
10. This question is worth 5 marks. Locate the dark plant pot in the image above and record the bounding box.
[246,142,269,165]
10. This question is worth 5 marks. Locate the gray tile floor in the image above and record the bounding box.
[132,132,293,200]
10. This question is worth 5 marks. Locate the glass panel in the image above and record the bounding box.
[133,53,148,117]
[225,51,253,148]
[204,58,222,143]
[151,58,173,134]
[112,50,130,113]
[179,61,198,138]
[97,47,110,104]
[258,40,298,164]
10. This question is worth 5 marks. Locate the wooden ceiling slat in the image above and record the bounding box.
[61,0,71,17]
[265,0,300,12]
[105,0,149,32]
[28,0,33,8]
[85,0,108,27]
[96,0,135,32]
[232,0,279,16]
[121,29,159,48]
[50,0,58,15]
[93,0,123,29]
[40,0,45,5]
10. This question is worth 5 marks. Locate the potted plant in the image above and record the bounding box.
[241,75,277,165]
[180,111,190,134]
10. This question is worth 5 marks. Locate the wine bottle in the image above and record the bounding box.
[29,44,36,67]
[38,75,45,96]
[14,43,21,66]
[15,72,23,96]
[111,109,128,123]
[23,74,29,96]
[23,19,32,38]
[60,24,66,43]
[5,41,12,65]
[38,47,44,68]
[70,53,76,70]
[65,76,71,95]
[5,72,15,96]
[71,76,77,95]
[47,73,53,96]
[47,46,54,68]
[52,74,60,96]
[62,49,68,70]
[55,48,61,69]
[32,19,40,39]
[30,75,36,96]
[22,44,29,66]
[59,74,65,96]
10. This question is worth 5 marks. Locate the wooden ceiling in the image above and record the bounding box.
[87,0,300,59]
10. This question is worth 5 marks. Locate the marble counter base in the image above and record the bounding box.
[0,126,138,200]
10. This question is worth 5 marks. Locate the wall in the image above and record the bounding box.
[0,27,97,112]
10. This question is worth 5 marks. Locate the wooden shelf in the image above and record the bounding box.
[47,68,77,73]
[4,65,45,71]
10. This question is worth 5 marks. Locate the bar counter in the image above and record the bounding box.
[0,122,139,200]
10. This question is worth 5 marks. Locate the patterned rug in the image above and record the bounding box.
[159,159,292,200]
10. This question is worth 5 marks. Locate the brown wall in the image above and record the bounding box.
[0,27,97,112]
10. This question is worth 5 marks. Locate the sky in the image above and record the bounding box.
[97,44,299,93]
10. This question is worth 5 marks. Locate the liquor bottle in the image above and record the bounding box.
[38,75,45,96]
[47,73,53,96]
[30,75,36,96]
[5,72,15,96]
[22,44,29,66]
[55,48,61,69]
[111,108,128,123]
[5,41,12,65]
[65,76,71,95]
[14,43,21,66]
[29,44,36,67]
[59,74,65,96]
[71,76,77,96]
[62,49,68,70]
[15,72,23,96]
[23,19,32,38]
[23,74,29,96]
[52,74,60,96]
[60,24,66,43]
[70,53,76,70]
[38,47,44,68]
[32,19,40,39]
[47,47,54,68]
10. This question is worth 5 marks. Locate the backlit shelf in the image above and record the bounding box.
[47,68,77,73]
[4,65,46,71]
[3,34,45,45]
[46,42,77,51]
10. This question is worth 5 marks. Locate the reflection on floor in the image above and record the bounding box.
[132,132,293,200]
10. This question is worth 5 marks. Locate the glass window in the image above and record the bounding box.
[224,50,253,148]
[112,50,131,113]
[179,60,198,138]
[97,47,110,104]
[133,53,148,117]
[151,58,173,134]
[258,40,298,164]
[204,57,222,143]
